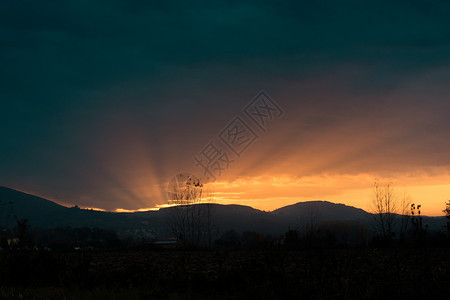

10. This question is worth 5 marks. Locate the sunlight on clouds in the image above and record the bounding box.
[211,172,450,216]
[114,203,177,213]
[79,207,106,212]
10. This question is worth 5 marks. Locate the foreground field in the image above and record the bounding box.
[1,248,449,299]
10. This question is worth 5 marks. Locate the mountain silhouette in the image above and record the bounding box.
[272,200,371,228]
[0,186,139,230]
[0,186,446,239]
[0,186,66,223]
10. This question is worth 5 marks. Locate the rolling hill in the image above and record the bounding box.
[0,186,446,239]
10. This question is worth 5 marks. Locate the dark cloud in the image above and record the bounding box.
[1,0,449,209]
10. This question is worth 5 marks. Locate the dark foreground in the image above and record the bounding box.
[1,248,449,299]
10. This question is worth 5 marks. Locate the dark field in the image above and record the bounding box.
[1,248,449,299]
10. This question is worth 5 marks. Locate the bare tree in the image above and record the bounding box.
[399,187,412,239]
[165,173,216,247]
[370,179,398,239]
[443,200,450,235]
[411,203,427,243]
[444,200,450,216]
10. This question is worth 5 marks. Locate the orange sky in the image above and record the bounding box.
[208,173,450,216]
[38,171,449,216]
[76,172,450,216]
[2,0,450,222]
[34,80,450,216]
[4,72,450,216]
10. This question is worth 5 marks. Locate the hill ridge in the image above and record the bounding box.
[1,186,446,239]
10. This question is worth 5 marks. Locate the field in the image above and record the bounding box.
[1,248,449,299]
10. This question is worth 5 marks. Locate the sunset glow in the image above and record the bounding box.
[1,1,449,219]
[210,173,450,216]
[2,2,450,297]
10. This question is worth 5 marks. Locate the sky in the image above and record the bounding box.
[1,0,449,215]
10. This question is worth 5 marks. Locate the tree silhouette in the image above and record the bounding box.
[443,200,450,235]
[411,203,428,245]
[165,173,216,247]
[16,218,33,248]
[399,188,412,239]
[370,179,398,240]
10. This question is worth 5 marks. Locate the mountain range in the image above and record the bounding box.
[0,186,446,239]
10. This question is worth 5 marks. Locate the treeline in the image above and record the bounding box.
[1,204,449,251]
[1,221,121,251]
[1,222,448,252]
[213,220,450,251]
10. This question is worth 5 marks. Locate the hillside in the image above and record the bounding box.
[0,186,446,239]
[272,200,371,228]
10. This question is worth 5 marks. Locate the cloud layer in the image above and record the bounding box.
[1,1,449,211]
